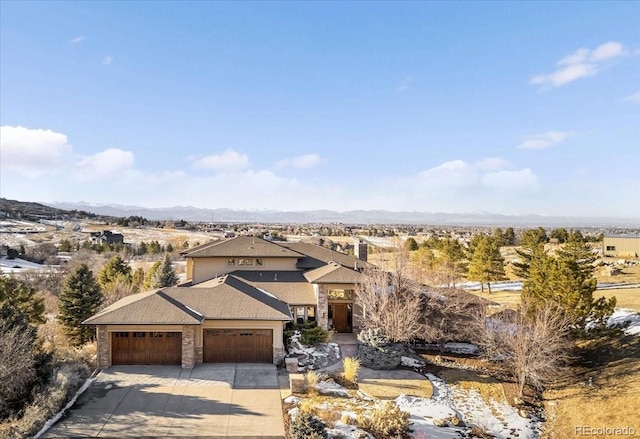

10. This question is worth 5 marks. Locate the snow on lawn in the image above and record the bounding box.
[607,308,640,336]
[397,374,541,439]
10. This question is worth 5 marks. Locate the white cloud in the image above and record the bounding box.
[481,169,538,191]
[531,41,632,87]
[76,148,135,179]
[624,91,640,103]
[70,36,85,44]
[191,149,249,173]
[276,153,321,169]
[0,125,72,177]
[473,157,512,172]
[102,56,114,65]
[517,131,570,150]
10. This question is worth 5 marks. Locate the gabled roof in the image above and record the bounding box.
[278,242,373,270]
[170,275,292,320]
[303,262,365,284]
[183,236,304,258]
[83,290,204,325]
[84,275,292,325]
[228,270,317,305]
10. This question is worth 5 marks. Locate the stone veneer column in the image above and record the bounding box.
[273,346,284,364]
[181,325,196,368]
[96,325,111,369]
[317,285,329,330]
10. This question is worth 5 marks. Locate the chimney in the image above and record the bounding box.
[355,239,368,262]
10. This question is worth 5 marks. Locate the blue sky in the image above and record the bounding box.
[1,1,639,216]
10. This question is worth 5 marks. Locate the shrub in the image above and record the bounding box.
[358,401,411,439]
[290,411,328,439]
[342,357,360,385]
[0,362,90,438]
[284,322,330,350]
[305,370,328,393]
[357,328,392,348]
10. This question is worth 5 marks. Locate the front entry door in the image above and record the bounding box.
[331,303,352,333]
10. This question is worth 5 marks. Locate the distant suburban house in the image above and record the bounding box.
[603,234,640,258]
[84,236,373,369]
[89,230,124,245]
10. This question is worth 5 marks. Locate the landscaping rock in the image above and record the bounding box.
[433,417,449,427]
[356,328,407,370]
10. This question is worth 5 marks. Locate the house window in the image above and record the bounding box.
[606,246,616,251]
[114,332,129,337]
[328,289,354,300]
[166,332,180,338]
[150,332,163,338]
[227,258,236,266]
[307,306,316,322]
[133,332,146,338]
[256,258,263,266]
[296,306,305,324]
[238,258,253,266]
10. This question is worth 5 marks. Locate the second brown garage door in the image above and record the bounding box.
[111,331,182,365]
[203,329,273,363]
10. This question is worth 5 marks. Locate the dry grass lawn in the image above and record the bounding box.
[542,334,640,438]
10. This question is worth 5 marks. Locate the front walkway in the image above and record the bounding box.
[43,364,285,438]
[331,332,358,358]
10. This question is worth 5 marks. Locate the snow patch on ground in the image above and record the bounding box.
[607,308,640,336]
[327,422,374,439]
[396,374,540,439]
[401,356,426,369]
[33,375,96,439]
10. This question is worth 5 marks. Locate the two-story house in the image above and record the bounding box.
[84,236,372,369]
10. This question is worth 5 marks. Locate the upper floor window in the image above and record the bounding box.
[328,289,354,300]
[256,258,263,266]
[238,258,253,266]
[606,246,616,251]
[227,258,236,266]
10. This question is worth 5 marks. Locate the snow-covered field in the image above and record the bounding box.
[0,257,53,274]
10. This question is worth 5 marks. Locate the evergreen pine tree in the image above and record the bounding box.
[0,275,45,325]
[155,254,179,288]
[467,235,505,294]
[520,231,615,336]
[58,264,103,346]
[98,255,132,289]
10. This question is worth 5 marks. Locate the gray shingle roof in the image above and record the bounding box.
[83,275,292,325]
[184,236,303,258]
[83,290,204,325]
[303,262,365,284]
[279,242,373,270]
[229,270,317,305]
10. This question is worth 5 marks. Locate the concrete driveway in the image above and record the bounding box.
[43,364,286,438]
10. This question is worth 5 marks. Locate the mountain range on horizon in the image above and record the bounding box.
[43,201,640,227]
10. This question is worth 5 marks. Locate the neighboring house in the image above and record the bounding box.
[603,234,640,257]
[84,236,373,369]
[90,230,124,245]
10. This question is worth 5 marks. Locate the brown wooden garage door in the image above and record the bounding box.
[203,329,272,363]
[111,331,182,365]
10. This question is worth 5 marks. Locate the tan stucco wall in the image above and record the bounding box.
[191,257,299,284]
[603,237,640,257]
[104,324,186,332]
[198,320,285,350]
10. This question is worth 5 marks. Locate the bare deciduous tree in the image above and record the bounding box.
[356,248,423,343]
[479,303,572,398]
[420,289,485,352]
[0,320,37,418]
